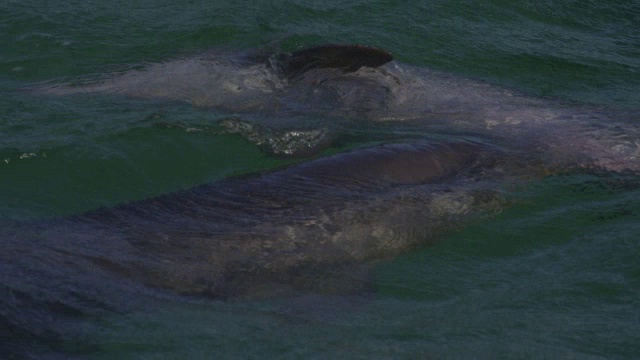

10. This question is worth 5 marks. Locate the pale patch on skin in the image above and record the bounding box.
[5,46,638,356]
[35,46,639,172]
[31,45,640,173]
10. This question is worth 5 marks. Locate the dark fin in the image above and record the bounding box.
[278,44,393,80]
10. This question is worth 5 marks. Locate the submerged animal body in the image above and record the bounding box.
[2,139,505,356]
[4,44,639,356]
[37,44,640,170]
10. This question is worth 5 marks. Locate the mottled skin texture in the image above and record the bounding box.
[2,139,506,357]
[36,45,640,171]
[4,45,639,356]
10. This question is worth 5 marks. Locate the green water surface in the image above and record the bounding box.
[1,1,639,358]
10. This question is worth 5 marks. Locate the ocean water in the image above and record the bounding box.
[1,1,639,358]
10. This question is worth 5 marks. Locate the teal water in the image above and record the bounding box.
[2,1,640,358]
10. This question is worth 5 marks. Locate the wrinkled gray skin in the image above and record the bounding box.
[38,46,640,170]
[4,46,639,356]
[2,139,507,357]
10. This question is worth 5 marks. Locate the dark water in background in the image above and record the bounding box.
[1,1,639,358]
